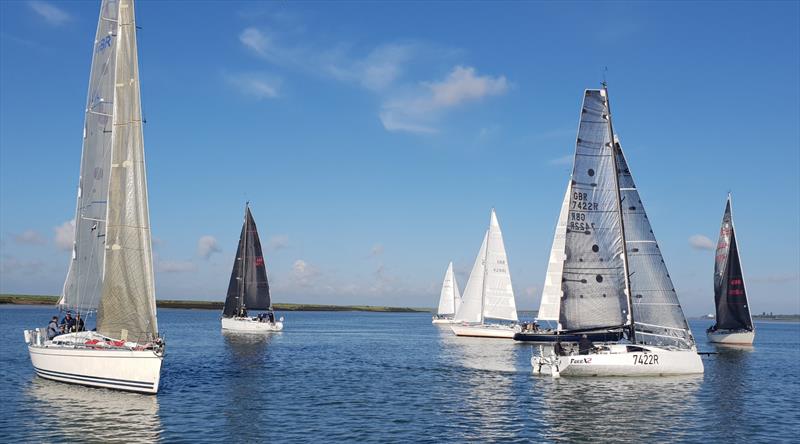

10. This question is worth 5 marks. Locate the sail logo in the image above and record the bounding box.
[255,257,264,266]
[96,35,113,53]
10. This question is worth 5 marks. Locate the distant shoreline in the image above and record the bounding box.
[0,294,430,313]
[693,315,800,323]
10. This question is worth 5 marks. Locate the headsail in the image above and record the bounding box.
[616,141,694,348]
[223,205,272,317]
[559,89,629,332]
[437,262,458,316]
[61,0,120,312]
[536,183,571,323]
[482,210,517,322]
[713,196,753,330]
[96,0,158,342]
[453,231,488,323]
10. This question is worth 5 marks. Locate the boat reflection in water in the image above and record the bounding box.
[536,374,703,442]
[221,332,274,438]
[27,378,161,443]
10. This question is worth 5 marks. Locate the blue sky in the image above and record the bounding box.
[1,1,798,315]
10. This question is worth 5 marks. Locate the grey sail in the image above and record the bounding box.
[713,196,753,330]
[615,141,694,348]
[223,205,271,317]
[60,0,120,311]
[96,0,158,343]
[558,89,629,332]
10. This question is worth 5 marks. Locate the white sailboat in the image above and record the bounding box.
[532,86,703,376]
[707,194,755,345]
[23,0,164,393]
[432,262,462,324]
[451,209,521,339]
[221,203,284,333]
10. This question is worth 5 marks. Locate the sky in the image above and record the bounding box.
[0,1,798,316]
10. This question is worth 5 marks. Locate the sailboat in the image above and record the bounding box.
[515,183,623,343]
[220,203,284,332]
[22,0,164,393]
[450,209,521,339]
[432,262,462,324]
[707,194,755,345]
[532,86,703,376]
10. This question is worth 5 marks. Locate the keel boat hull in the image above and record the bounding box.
[221,316,283,332]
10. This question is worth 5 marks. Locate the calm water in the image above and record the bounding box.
[0,306,798,443]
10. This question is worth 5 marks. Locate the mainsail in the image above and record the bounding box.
[453,210,518,323]
[223,205,272,317]
[61,0,158,343]
[536,183,571,323]
[713,195,753,330]
[559,89,628,332]
[437,262,460,316]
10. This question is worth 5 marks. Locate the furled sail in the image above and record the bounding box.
[536,183,571,323]
[60,0,120,312]
[482,210,518,322]
[615,141,694,348]
[223,205,272,317]
[96,0,158,343]
[453,231,488,323]
[713,196,753,330]
[437,262,459,316]
[558,89,628,331]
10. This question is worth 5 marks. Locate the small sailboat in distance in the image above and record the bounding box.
[707,194,755,345]
[532,85,703,376]
[221,203,284,332]
[451,209,521,339]
[432,262,461,324]
[23,0,164,393]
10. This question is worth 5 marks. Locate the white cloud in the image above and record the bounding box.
[28,1,71,26]
[370,244,384,257]
[197,235,221,259]
[269,234,290,250]
[240,27,271,57]
[292,259,320,287]
[54,219,75,251]
[157,260,197,273]
[225,72,280,99]
[688,234,714,251]
[14,230,46,245]
[424,66,508,107]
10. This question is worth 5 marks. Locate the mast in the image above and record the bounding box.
[479,209,493,325]
[603,83,636,343]
[239,202,249,314]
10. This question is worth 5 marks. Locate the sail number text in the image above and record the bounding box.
[632,353,659,365]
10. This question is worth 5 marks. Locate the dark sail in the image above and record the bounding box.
[714,198,753,330]
[222,205,271,317]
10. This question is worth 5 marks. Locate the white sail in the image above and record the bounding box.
[436,262,458,316]
[453,231,488,323]
[536,183,570,322]
[453,272,462,313]
[96,0,157,343]
[482,210,518,322]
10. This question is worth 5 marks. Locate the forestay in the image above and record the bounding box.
[453,232,488,323]
[437,262,459,316]
[536,183,570,323]
[713,196,753,330]
[615,142,694,348]
[559,89,628,332]
[223,206,272,317]
[96,0,158,343]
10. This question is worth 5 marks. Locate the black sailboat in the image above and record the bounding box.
[708,194,754,344]
[221,203,283,332]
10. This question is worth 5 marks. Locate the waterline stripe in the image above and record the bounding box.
[33,366,153,389]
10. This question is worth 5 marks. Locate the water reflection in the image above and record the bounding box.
[220,332,273,440]
[536,375,702,442]
[26,378,161,443]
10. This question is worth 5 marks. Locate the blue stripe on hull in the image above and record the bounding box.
[33,366,154,391]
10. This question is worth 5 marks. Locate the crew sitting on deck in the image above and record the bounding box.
[238,307,248,318]
[267,312,275,323]
[47,316,60,340]
[75,313,85,332]
[578,334,593,355]
[61,311,75,333]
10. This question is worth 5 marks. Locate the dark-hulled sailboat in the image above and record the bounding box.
[707,194,754,345]
[221,203,283,332]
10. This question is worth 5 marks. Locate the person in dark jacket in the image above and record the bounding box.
[553,339,564,356]
[47,316,60,340]
[75,313,85,332]
[61,312,76,333]
[578,334,593,355]
[267,311,275,323]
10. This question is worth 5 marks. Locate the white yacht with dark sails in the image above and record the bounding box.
[707,194,755,345]
[450,209,521,339]
[432,262,461,324]
[221,203,283,332]
[23,0,164,394]
[532,86,703,376]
